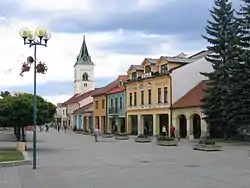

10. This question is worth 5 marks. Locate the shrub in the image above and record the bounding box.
[137,134,148,138]
[157,136,175,141]
[199,139,215,145]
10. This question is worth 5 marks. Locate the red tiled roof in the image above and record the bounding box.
[92,75,128,97]
[61,93,80,106]
[72,102,93,114]
[106,85,125,95]
[61,89,99,107]
[172,80,209,108]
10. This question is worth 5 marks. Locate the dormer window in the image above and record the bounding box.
[131,72,137,80]
[145,65,151,73]
[82,72,89,80]
[118,81,123,86]
[161,64,168,74]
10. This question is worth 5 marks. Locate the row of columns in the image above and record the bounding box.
[173,116,207,139]
[107,117,122,133]
[75,115,92,131]
[127,114,168,136]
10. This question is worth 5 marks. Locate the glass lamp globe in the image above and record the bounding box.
[19,27,30,38]
[27,31,36,41]
[43,31,51,41]
[36,26,46,38]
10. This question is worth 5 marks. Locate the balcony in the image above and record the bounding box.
[141,72,152,79]
[109,107,118,114]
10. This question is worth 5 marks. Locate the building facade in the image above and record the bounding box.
[92,75,127,133]
[72,102,93,131]
[106,83,126,133]
[172,80,209,139]
[125,55,200,136]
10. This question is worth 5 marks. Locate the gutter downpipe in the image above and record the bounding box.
[106,94,109,133]
[168,71,173,137]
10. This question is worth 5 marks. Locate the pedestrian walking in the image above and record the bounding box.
[57,125,60,132]
[170,125,175,138]
[162,126,167,136]
[93,127,100,142]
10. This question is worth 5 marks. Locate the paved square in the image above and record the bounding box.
[1,130,250,188]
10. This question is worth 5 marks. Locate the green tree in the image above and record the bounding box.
[229,0,250,138]
[0,93,56,141]
[0,91,10,98]
[201,0,241,138]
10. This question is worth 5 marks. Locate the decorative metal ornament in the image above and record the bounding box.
[27,56,34,64]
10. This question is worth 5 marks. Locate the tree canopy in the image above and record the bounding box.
[201,0,250,138]
[0,92,56,128]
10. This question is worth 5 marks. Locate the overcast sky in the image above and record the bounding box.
[0,0,241,104]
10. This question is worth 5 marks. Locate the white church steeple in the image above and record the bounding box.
[74,35,94,94]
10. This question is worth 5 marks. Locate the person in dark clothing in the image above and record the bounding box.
[144,126,148,136]
[57,125,60,132]
[170,125,175,138]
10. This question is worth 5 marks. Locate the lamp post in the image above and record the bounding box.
[19,26,51,170]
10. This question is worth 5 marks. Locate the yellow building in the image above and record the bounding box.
[125,55,195,136]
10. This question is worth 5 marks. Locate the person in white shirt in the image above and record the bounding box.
[162,126,166,136]
[93,127,100,142]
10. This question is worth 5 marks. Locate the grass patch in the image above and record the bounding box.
[0,150,24,162]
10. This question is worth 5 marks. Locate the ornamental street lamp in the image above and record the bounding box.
[19,26,51,170]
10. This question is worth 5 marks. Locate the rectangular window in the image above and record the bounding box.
[95,101,98,109]
[110,98,114,108]
[134,92,137,106]
[129,93,132,106]
[119,97,123,109]
[102,99,105,109]
[115,98,118,109]
[141,91,144,105]
[161,64,168,73]
[131,72,137,80]
[145,65,151,73]
[148,89,151,104]
[158,88,161,103]
[164,87,168,103]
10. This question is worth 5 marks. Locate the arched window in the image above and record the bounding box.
[82,72,89,81]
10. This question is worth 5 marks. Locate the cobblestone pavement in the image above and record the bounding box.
[1,130,250,188]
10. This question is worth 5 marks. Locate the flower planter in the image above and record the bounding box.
[102,133,114,138]
[156,140,178,146]
[193,139,222,151]
[193,144,222,151]
[115,134,129,140]
[36,62,48,74]
[156,136,178,146]
[134,135,151,143]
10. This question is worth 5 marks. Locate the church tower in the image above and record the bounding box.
[74,35,95,94]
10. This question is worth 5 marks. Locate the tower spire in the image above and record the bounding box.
[74,35,94,66]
